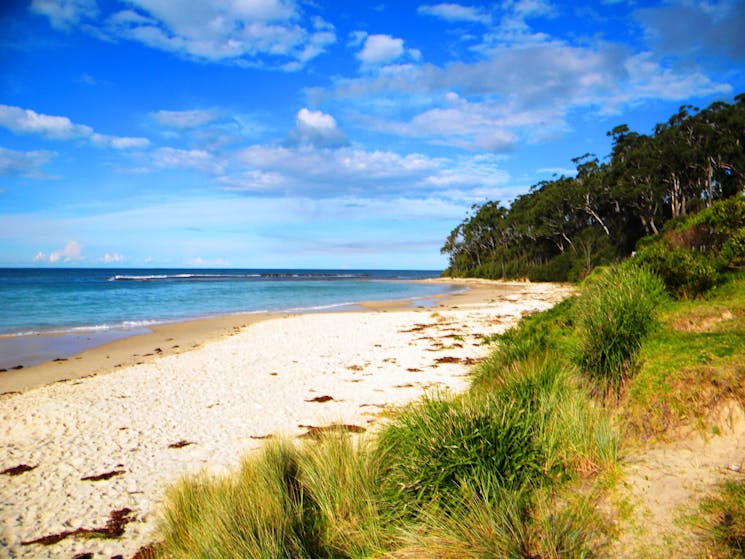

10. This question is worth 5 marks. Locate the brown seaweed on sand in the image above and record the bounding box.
[305,395,335,403]
[167,440,194,449]
[1,464,36,476]
[21,508,135,546]
[80,469,126,482]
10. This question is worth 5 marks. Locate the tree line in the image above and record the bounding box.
[441,94,745,281]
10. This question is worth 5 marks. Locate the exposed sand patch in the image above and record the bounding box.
[608,400,745,558]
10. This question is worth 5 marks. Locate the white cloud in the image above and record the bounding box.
[0,104,150,149]
[102,252,125,263]
[151,109,220,129]
[0,104,91,139]
[357,34,405,65]
[152,147,223,173]
[220,143,512,201]
[286,108,348,148]
[417,3,491,24]
[0,147,57,178]
[35,240,84,263]
[30,0,98,30]
[321,35,732,150]
[100,0,336,69]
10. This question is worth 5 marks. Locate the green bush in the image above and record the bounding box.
[633,243,719,299]
[632,196,745,298]
[573,265,667,394]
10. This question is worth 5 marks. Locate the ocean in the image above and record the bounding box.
[0,268,457,368]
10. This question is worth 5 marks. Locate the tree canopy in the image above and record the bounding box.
[441,95,745,281]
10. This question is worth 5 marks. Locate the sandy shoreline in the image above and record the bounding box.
[0,280,573,559]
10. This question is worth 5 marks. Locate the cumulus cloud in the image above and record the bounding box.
[0,147,57,178]
[286,108,348,148]
[0,104,150,149]
[32,0,337,70]
[34,240,84,263]
[357,34,406,65]
[0,104,91,139]
[320,33,732,150]
[417,3,491,24]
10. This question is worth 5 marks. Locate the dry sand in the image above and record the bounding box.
[0,280,573,559]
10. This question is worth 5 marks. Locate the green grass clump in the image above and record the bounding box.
[160,439,320,559]
[391,483,603,559]
[573,264,668,396]
[377,390,546,509]
[159,435,391,559]
[378,356,618,513]
[473,296,576,388]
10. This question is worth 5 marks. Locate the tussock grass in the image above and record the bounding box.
[473,296,576,389]
[573,265,668,397]
[160,439,317,559]
[295,433,387,557]
[157,354,618,558]
[391,483,604,559]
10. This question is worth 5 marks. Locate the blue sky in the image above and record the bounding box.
[1,0,743,269]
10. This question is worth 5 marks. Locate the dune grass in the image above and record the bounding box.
[157,349,618,558]
[572,265,668,397]
[156,263,703,559]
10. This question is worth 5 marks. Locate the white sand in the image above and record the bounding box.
[0,282,572,559]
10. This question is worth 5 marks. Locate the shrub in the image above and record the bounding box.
[573,265,667,394]
[633,243,719,299]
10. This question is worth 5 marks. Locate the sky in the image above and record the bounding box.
[0,1,743,270]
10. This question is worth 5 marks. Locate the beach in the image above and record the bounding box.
[0,280,573,559]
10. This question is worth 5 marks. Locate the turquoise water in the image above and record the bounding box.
[0,268,454,335]
[0,269,455,367]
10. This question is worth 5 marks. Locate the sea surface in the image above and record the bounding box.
[0,268,457,368]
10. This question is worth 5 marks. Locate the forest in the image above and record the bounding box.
[441,94,745,281]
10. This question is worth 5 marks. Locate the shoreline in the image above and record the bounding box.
[0,279,573,559]
[0,278,484,395]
